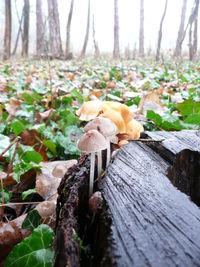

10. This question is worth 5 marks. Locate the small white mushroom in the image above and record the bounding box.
[84,117,118,171]
[77,130,108,196]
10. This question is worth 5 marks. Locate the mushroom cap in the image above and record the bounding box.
[84,117,117,137]
[103,101,133,124]
[126,119,144,140]
[77,129,108,153]
[76,101,102,121]
[99,105,126,133]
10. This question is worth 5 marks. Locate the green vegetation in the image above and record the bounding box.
[1,59,200,265]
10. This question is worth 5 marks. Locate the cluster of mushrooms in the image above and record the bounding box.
[77,101,144,196]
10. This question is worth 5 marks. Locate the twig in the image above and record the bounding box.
[132,138,164,143]
[0,136,21,158]
[6,138,21,180]
[0,201,42,207]
[0,175,4,206]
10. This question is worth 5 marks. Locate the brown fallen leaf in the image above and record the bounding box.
[5,98,22,116]
[106,81,116,89]
[20,130,48,161]
[35,109,55,122]
[0,83,9,94]
[0,214,29,263]
[0,199,57,265]
[36,160,77,200]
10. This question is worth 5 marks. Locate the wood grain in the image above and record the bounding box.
[102,141,200,267]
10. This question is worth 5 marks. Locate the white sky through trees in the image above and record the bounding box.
[0,0,194,55]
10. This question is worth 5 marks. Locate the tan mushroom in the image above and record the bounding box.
[77,130,108,196]
[84,117,118,171]
[76,101,102,121]
[99,105,126,133]
[103,101,133,124]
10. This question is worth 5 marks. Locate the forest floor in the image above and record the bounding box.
[0,58,200,265]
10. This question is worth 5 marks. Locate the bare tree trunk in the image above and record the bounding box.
[3,0,12,60]
[174,0,198,60]
[193,13,198,54]
[36,0,44,56]
[22,0,30,57]
[12,4,24,56]
[189,0,199,60]
[189,23,193,60]
[53,0,63,55]
[113,0,120,59]
[139,0,144,57]
[174,0,187,58]
[47,0,63,58]
[155,0,168,61]
[65,0,74,58]
[92,14,100,57]
[80,0,90,58]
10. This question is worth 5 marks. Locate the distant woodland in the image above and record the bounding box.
[1,0,200,60]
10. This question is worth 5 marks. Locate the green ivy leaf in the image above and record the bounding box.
[4,224,55,267]
[30,83,49,95]
[176,99,200,117]
[71,88,83,103]
[11,120,25,136]
[146,110,162,126]
[43,140,56,154]
[22,93,34,105]
[13,163,41,182]
[22,210,42,232]
[59,110,78,128]
[184,114,200,125]
[22,151,43,164]
[22,188,37,200]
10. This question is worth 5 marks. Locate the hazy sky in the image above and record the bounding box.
[0,0,195,55]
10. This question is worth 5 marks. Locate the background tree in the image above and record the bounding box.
[92,14,100,57]
[47,0,63,57]
[66,0,74,59]
[113,0,120,59]
[3,0,12,60]
[36,0,44,57]
[139,0,144,57]
[12,1,24,56]
[80,0,90,58]
[174,0,187,58]
[22,0,30,57]
[155,0,168,61]
[189,0,199,60]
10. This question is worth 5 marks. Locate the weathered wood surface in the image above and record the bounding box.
[146,130,200,204]
[101,141,200,267]
[146,130,200,162]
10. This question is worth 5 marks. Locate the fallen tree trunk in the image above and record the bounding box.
[101,141,200,267]
[146,130,200,204]
[55,131,200,267]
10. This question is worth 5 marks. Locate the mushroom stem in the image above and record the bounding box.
[89,152,95,197]
[97,151,102,179]
[106,138,110,167]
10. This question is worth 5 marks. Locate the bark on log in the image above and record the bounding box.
[101,141,200,267]
[55,131,200,267]
[54,155,90,267]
